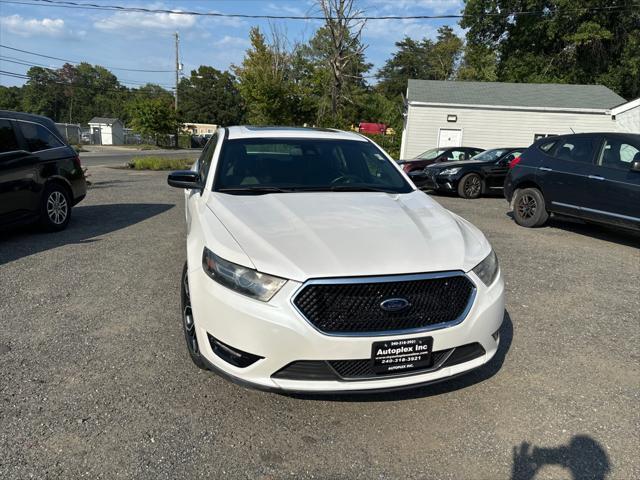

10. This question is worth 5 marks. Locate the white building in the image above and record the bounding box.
[400,80,640,159]
[87,117,124,145]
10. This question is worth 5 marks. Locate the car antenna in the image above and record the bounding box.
[569,127,576,133]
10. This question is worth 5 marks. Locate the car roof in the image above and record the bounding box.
[0,110,54,124]
[225,125,368,142]
[545,132,640,140]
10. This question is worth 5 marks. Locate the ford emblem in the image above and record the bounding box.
[380,298,411,312]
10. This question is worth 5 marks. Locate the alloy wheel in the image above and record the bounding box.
[464,176,481,197]
[517,194,537,219]
[182,272,199,354]
[46,191,68,225]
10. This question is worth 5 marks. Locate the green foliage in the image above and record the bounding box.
[233,27,303,125]
[178,66,245,126]
[460,0,640,99]
[0,86,23,111]
[128,156,192,170]
[360,132,402,160]
[376,27,464,99]
[127,98,178,138]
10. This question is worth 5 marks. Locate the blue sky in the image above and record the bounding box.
[0,0,464,89]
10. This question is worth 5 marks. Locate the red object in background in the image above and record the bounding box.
[358,123,387,135]
[508,156,522,169]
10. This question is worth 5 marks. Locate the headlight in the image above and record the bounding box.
[202,247,286,301]
[472,249,499,286]
[439,167,462,176]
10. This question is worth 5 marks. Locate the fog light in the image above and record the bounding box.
[207,334,263,368]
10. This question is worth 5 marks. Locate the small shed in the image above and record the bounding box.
[400,80,637,159]
[87,117,124,145]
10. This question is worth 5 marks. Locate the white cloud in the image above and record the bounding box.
[213,35,250,49]
[94,10,197,32]
[367,0,463,15]
[0,14,69,38]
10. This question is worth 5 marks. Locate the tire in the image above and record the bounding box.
[181,262,209,370]
[512,187,549,228]
[458,173,483,199]
[39,183,72,232]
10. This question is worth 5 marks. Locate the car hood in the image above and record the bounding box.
[207,191,490,282]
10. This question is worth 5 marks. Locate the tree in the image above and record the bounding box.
[376,27,464,99]
[127,97,178,138]
[0,86,23,111]
[21,66,65,121]
[316,0,368,121]
[178,66,245,126]
[234,27,302,125]
[460,0,640,99]
[457,43,498,82]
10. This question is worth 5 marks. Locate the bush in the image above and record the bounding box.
[128,156,193,171]
[359,132,401,160]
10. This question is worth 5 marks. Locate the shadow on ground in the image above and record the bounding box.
[511,435,611,480]
[286,310,513,402]
[0,203,173,266]
[505,212,640,248]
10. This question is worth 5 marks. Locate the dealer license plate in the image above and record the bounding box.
[371,336,433,374]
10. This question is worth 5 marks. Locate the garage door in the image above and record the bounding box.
[438,129,462,148]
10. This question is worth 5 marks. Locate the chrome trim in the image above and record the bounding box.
[551,201,640,222]
[290,271,478,337]
[538,167,553,172]
[588,175,605,181]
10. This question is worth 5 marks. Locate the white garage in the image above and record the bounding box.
[400,80,640,159]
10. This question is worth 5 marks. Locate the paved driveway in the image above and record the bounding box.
[1,167,638,479]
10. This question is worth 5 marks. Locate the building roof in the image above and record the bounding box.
[407,80,627,111]
[88,117,121,125]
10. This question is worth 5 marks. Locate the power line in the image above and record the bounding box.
[0,44,174,73]
[0,0,637,20]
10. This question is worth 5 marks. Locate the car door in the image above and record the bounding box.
[589,135,640,228]
[536,135,600,218]
[0,119,38,224]
[485,150,523,189]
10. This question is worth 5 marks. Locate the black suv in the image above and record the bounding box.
[0,111,87,231]
[410,147,525,198]
[504,132,640,230]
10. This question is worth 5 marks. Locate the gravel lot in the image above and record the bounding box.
[1,166,638,479]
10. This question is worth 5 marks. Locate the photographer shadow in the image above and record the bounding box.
[512,436,610,480]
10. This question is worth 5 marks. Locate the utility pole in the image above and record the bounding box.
[174,31,180,147]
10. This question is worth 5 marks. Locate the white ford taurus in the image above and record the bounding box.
[168,126,505,393]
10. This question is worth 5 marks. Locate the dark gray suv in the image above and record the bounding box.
[0,111,87,231]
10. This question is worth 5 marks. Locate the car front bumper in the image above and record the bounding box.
[187,266,505,393]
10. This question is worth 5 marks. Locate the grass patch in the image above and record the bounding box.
[128,156,193,171]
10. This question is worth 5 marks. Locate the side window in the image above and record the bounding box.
[554,137,595,164]
[597,138,640,171]
[449,150,468,161]
[502,151,523,164]
[198,133,217,182]
[19,121,64,152]
[0,120,20,153]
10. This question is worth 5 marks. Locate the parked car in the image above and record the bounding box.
[167,126,504,393]
[505,132,640,230]
[0,111,87,232]
[358,122,387,135]
[410,148,526,199]
[397,146,484,173]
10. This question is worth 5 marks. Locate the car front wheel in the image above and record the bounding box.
[458,173,483,199]
[513,187,549,227]
[181,262,209,370]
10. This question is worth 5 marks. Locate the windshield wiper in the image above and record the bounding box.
[216,186,292,195]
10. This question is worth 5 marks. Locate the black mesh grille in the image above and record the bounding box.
[293,274,475,334]
[329,349,452,379]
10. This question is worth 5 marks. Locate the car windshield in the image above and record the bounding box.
[471,149,509,162]
[214,138,413,194]
[412,148,447,161]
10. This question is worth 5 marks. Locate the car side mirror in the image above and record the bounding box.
[631,160,640,172]
[168,170,202,189]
